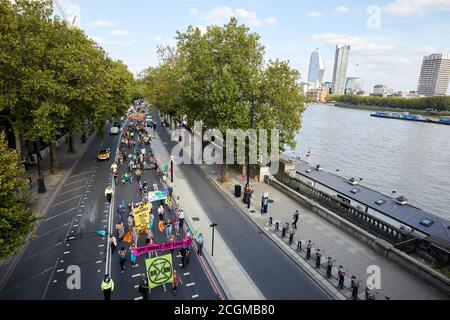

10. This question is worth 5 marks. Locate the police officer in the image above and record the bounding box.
[306,240,312,260]
[315,249,322,269]
[105,185,113,203]
[338,266,345,289]
[101,274,114,300]
[326,257,335,279]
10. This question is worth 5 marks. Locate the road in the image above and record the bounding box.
[155,112,330,300]
[0,122,219,300]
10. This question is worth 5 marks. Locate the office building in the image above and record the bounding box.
[417,53,450,96]
[331,45,351,94]
[345,77,363,94]
[307,49,325,89]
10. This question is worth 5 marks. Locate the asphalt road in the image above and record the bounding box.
[0,122,219,300]
[155,113,330,300]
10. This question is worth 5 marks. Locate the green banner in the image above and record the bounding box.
[145,254,173,289]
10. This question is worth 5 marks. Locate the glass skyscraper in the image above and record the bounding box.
[307,49,325,89]
[331,45,351,94]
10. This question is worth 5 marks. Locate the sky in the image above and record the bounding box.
[54,0,450,94]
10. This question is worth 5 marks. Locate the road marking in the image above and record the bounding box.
[57,186,85,197]
[96,261,103,264]
[60,260,64,263]
[102,220,107,222]
[44,207,77,222]
[64,178,89,187]
[53,280,58,284]
[98,245,105,248]
[186,282,195,287]
[73,225,79,227]
[69,171,91,179]
[134,285,139,288]
[179,264,183,267]
[54,242,63,247]
[52,196,81,207]
[134,297,143,300]
[57,269,64,273]
[68,237,75,241]
[132,274,140,278]
[192,294,199,299]
[98,269,101,273]
[183,272,190,276]
[66,244,70,247]
[64,251,70,255]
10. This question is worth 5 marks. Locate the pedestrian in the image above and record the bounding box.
[135,169,142,184]
[149,213,154,231]
[129,172,134,184]
[101,274,114,300]
[130,244,137,268]
[174,219,180,237]
[292,210,299,230]
[105,185,113,203]
[351,276,360,300]
[111,162,118,175]
[168,234,175,255]
[118,223,125,240]
[315,249,322,268]
[116,207,124,223]
[165,220,173,239]
[172,270,182,296]
[158,205,164,221]
[178,209,185,231]
[132,227,139,247]
[145,231,152,245]
[127,215,134,232]
[118,247,127,274]
[306,240,312,260]
[175,196,181,209]
[196,233,204,256]
[139,273,150,300]
[338,266,345,289]
[326,257,335,279]
[26,177,32,189]
[179,246,189,269]
[109,235,117,255]
[113,172,119,186]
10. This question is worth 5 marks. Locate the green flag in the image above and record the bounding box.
[145,254,173,289]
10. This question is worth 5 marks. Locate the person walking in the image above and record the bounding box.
[172,270,182,296]
[118,247,127,274]
[292,210,299,230]
[109,235,117,255]
[135,169,142,184]
[178,209,185,231]
[26,177,32,189]
[105,186,113,204]
[158,205,164,221]
[351,276,360,300]
[116,207,124,224]
[101,274,114,300]
[111,162,118,175]
[127,214,134,232]
[196,233,204,256]
[113,172,119,186]
[326,257,335,279]
[306,240,312,260]
[130,244,137,268]
[315,249,322,268]
[132,227,139,247]
[139,273,150,300]
[117,223,125,240]
[338,266,345,289]
[173,219,180,237]
[165,220,173,239]
[179,246,188,269]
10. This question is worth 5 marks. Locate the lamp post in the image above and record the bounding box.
[34,140,46,194]
[210,222,217,257]
[245,96,255,209]
[170,155,174,183]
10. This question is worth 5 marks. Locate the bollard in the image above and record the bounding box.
[282,226,287,238]
[275,222,279,232]
[297,241,302,252]
[269,217,273,226]
[289,231,294,245]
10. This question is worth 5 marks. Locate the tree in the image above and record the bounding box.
[0,133,36,259]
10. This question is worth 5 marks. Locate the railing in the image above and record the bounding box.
[275,171,409,245]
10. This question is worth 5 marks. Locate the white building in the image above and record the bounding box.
[345,77,363,94]
[307,49,325,89]
[331,45,351,94]
[417,53,450,96]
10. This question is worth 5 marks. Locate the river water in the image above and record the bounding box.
[286,103,450,220]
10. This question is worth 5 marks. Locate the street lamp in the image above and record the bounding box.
[210,222,217,257]
[34,140,46,194]
[170,155,174,183]
[245,96,255,209]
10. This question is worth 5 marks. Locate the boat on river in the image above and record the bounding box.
[371,112,450,125]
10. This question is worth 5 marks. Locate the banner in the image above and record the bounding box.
[134,239,193,257]
[133,204,150,233]
[148,191,168,202]
[128,114,145,121]
[158,220,165,233]
[146,254,173,289]
[123,231,132,243]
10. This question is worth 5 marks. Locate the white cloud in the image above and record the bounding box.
[89,20,114,28]
[307,11,322,17]
[384,0,450,16]
[149,35,176,47]
[54,0,81,27]
[336,6,349,13]
[91,36,104,44]
[310,33,398,52]
[102,39,137,47]
[265,16,277,24]
[110,30,130,36]
[190,8,199,15]
[202,6,275,27]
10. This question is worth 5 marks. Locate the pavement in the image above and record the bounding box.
[154,112,330,300]
[200,166,449,300]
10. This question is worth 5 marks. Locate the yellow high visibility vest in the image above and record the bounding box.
[101,279,114,291]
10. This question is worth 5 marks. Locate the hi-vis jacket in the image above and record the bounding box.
[101,280,115,291]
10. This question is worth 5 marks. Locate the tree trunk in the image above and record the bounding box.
[14,130,23,159]
[50,142,58,174]
[221,164,229,183]
[68,134,77,154]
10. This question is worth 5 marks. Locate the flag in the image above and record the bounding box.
[123,231,132,243]
[158,220,165,233]
[96,230,107,237]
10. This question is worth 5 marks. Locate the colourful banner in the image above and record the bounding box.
[148,191,168,202]
[133,204,150,233]
[145,254,173,289]
[134,239,193,257]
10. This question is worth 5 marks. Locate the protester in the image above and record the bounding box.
[139,273,150,300]
[127,214,134,232]
[109,235,117,255]
[197,233,204,256]
[130,244,137,268]
[158,205,164,221]
[178,209,185,231]
[165,220,173,239]
[292,210,299,230]
[174,218,180,237]
[118,247,127,274]
[172,270,182,296]
[132,227,139,247]
[180,246,188,269]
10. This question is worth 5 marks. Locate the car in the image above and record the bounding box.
[97,147,111,161]
[110,127,120,135]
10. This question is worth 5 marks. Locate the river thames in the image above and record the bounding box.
[287,103,450,220]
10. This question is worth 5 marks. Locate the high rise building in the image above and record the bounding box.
[345,77,363,94]
[417,53,450,96]
[331,45,351,94]
[307,49,325,89]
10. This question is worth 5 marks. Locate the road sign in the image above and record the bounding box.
[146,254,173,289]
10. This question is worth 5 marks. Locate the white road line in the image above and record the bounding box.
[69,171,91,179]
[54,242,63,247]
[52,196,81,207]
[57,269,64,273]
[60,260,64,263]
[98,270,101,273]
[53,280,58,284]
[179,264,183,267]
[98,245,105,248]
[134,297,143,300]
[192,294,199,299]
[134,285,139,288]
[183,272,190,276]
[73,225,79,227]
[102,220,107,222]
[57,186,85,197]
[132,274,140,278]
[64,178,89,187]
[44,207,77,222]
[186,282,195,287]
[64,251,70,255]
[96,260,103,264]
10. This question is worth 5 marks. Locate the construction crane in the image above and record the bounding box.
[53,0,77,27]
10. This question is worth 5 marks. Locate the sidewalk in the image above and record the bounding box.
[151,129,264,300]
[0,133,92,290]
[200,167,448,300]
